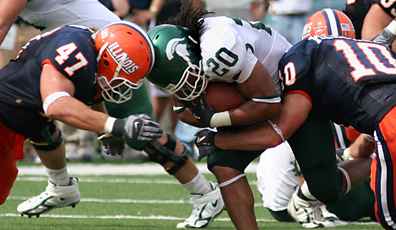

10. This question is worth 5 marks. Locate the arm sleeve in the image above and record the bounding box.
[375,0,396,18]
[201,27,257,83]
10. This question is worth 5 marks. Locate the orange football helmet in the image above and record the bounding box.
[302,8,356,39]
[94,21,155,104]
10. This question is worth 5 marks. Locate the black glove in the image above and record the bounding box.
[190,97,216,127]
[112,114,163,142]
[194,128,217,160]
[98,133,125,156]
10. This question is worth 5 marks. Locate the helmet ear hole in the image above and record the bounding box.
[103,60,110,67]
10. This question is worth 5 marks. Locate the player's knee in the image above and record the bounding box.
[209,165,240,180]
[30,126,63,151]
[144,136,188,175]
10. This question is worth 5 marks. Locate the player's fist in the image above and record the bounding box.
[98,133,125,156]
[112,114,163,142]
[194,128,216,160]
[191,97,216,127]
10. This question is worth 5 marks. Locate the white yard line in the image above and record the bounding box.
[0,213,378,225]
[17,163,258,176]
[8,196,263,207]
[9,196,190,204]
[16,176,258,185]
[0,213,274,223]
[17,176,180,184]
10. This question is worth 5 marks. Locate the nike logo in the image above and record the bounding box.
[211,200,218,207]
[173,106,185,113]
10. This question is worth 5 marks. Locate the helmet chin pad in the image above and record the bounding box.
[170,62,208,101]
[98,76,140,104]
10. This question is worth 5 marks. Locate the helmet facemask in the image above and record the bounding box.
[98,75,141,104]
[96,43,142,104]
[167,61,207,101]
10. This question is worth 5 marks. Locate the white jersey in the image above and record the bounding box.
[200,16,291,93]
[20,0,120,30]
[256,142,300,211]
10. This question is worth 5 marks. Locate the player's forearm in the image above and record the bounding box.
[215,122,282,151]
[346,134,375,159]
[0,0,27,43]
[111,0,130,17]
[229,101,281,126]
[362,4,393,40]
[46,97,108,134]
[234,62,281,125]
[149,0,165,15]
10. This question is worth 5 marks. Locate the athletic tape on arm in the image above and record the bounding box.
[43,91,71,114]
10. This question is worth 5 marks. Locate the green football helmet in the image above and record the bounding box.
[147,24,207,101]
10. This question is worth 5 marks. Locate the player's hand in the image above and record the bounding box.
[98,133,125,156]
[194,128,217,160]
[112,114,163,142]
[190,97,216,127]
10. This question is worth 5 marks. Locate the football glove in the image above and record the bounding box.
[194,129,217,160]
[190,97,216,127]
[98,133,125,156]
[112,114,163,142]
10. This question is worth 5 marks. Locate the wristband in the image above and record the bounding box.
[111,118,126,137]
[104,117,116,133]
[210,111,232,127]
[386,20,396,35]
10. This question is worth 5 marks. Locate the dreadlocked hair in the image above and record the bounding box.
[167,0,212,42]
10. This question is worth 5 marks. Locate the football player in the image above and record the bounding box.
[0,0,121,217]
[257,9,374,228]
[145,1,290,228]
[0,21,162,212]
[199,14,396,228]
[96,2,224,228]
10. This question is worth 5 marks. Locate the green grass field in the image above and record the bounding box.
[0,165,383,230]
